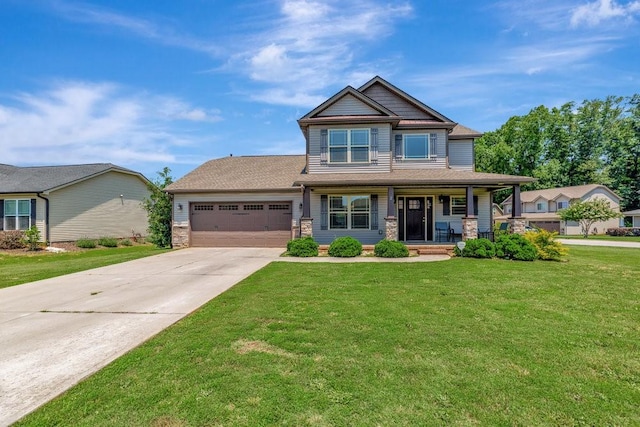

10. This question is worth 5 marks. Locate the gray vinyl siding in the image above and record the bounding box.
[307,124,392,173]
[172,191,303,229]
[448,140,474,170]
[310,188,387,244]
[318,94,382,116]
[392,130,447,169]
[362,84,435,119]
[432,191,491,234]
[48,172,150,242]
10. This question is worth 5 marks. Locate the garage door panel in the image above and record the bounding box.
[189,202,292,247]
[530,221,560,233]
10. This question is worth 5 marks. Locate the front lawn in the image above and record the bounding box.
[17,246,640,426]
[560,234,640,242]
[0,246,169,289]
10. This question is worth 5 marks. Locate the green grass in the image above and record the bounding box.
[560,234,640,242]
[17,246,640,426]
[0,246,169,289]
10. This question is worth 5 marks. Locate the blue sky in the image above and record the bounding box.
[1,0,639,180]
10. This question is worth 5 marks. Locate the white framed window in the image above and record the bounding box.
[403,134,429,159]
[329,129,370,163]
[451,197,466,215]
[4,199,31,231]
[329,195,370,229]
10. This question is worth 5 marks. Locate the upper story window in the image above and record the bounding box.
[329,129,370,163]
[557,201,568,209]
[395,133,437,161]
[536,202,544,211]
[3,199,31,231]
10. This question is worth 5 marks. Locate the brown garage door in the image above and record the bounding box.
[530,221,561,233]
[190,202,292,247]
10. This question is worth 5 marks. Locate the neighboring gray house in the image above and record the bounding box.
[0,163,150,242]
[167,76,534,247]
[497,184,621,235]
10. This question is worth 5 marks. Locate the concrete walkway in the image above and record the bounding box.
[557,238,640,248]
[0,247,282,426]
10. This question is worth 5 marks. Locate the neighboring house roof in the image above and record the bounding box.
[0,163,148,194]
[166,155,307,193]
[502,184,620,205]
[449,124,483,139]
[495,212,561,221]
[623,209,640,215]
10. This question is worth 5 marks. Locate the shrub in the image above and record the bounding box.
[76,238,97,249]
[0,230,26,249]
[328,236,362,257]
[374,239,409,258]
[524,230,568,261]
[24,226,41,251]
[98,236,119,248]
[495,234,538,261]
[120,238,133,246]
[287,237,319,257]
[457,238,495,258]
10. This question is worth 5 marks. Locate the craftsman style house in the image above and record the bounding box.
[167,76,534,247]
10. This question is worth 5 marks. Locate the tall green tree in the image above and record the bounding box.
[142,167,174,248]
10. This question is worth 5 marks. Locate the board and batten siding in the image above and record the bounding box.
[48,172,150,242]
[448,140,474,170]
[307,124,392,174]
[392,130,447,169]
[172,192,303,228]
[318,94,383,116]
[361,84,435,119]
[310,188,387,245]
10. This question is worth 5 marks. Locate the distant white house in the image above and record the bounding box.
[496,184,621,235]
[622,209,640,228]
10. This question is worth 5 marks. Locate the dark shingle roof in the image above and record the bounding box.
[0,163,145,193]
[165,155,307,193]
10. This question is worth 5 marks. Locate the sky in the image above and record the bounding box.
[1,0,639,180]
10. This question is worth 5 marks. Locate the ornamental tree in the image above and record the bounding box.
[558,198,622,238]
[142,167,174,248]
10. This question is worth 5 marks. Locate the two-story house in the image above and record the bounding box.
[167,76,534,247]
[497,184,621,235]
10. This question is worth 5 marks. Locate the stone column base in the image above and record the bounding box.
[385,216,398,241]
[508,217,526,234]
[172,225,189,248]
[462,217,478,240]
[300,217,313,238]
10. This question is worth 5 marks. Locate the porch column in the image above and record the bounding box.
[509,184,525,234]
[462,185,478,240]
[385,186,398,240]
[300,186,313,237]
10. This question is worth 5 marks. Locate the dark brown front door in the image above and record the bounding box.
[406,197,425,240]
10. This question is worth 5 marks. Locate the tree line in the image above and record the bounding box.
[475,95,640,211]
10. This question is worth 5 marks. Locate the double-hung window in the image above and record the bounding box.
[329,129,370,163]
[329,196,370,229]
[4,199,31,230]
[451,197,466,215]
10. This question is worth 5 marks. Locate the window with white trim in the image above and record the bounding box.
[451,197,466,215]
[4,199,31,230]
[329,195,370,229]
[329,129,370,163]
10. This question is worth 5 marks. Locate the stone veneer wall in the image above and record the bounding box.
[462,217,478,240]
[385,216,398,240]
[508,217,526,234]
[172,225,189,248]
[300,218,313,237]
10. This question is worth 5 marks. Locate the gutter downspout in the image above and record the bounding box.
[37,193,50,244]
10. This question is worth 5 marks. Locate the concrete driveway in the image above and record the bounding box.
[0,247,282,426]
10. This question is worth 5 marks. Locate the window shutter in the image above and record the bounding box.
[394,134,403,160]
[320,195,328,230]
[320,129,328,165]
[442,196,450,216]
[473,196,479,216]
[0,199,4,231]
[430,133,437,158]
[371,194,378,230]
[370,128,378,164]
[31,199,37,225]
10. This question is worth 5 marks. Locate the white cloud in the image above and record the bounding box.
[570,0,640,27]
[0,81,219,167]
